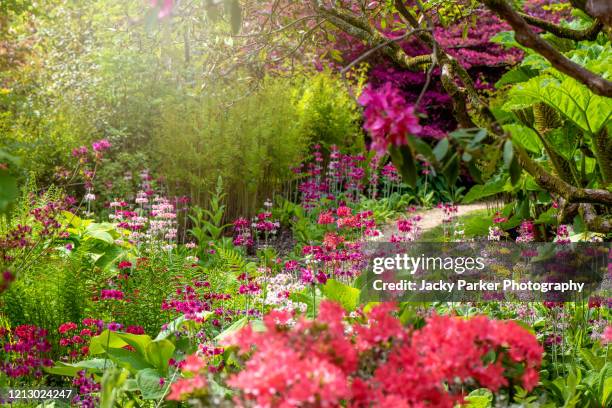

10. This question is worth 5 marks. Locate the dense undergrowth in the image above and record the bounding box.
[0,0,610,407]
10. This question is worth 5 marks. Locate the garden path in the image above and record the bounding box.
[381,202,490,239]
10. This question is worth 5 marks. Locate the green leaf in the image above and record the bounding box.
[410,136,436,163]
[503,75,612,134]
[106,348,153,374]
[504,123,542,153]
[442,153,460,185]
[464,388,493,408]
[145,340,175,374]
[390,145,417,187]
[95,246,125,270]
[462,178,510,204]
[509,156,522,186]
[89,330,129,354]
[85,227,115,244]
[433,138,449,161]
[495,66,538,88]
[115,332,153,357]
[490,31,522,49]
[503,140,514,168]
[45,359,111,377]
[155,315,187,341]
[136,368,167,399]
[321,279,360,312]
[546,126,579,161]
[100,368,129,408]
[215,316,249,342]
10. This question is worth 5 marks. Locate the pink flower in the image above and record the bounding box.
[358,82,421,154]
[167,376,207,400]
[91,139,111,152]
[602,326,612,344]
[151,0,174,19]
[222,301,542,408]
[58,322,78,334]
[336,206,352,217]
[318,210,335,225]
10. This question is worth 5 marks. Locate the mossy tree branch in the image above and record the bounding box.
[482,0,612,97]
[518,13,603,41]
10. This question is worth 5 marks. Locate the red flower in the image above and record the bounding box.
[220,301,542,408]
[58,322,77,334]
[317,210,335,225]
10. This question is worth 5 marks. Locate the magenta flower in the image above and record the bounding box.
[91,139,111,152]
[358,82,421,154]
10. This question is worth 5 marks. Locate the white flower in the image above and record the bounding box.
[488,226,502,241]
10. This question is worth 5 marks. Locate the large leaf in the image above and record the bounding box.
[105,348,153,374]
[321,279,360,312]
[95,245,125,270]
[136,368,168,399]
[502,140,514,168]
[504,123,542,153]
[45,358,111,377]
[215,316,250,343]
[503,75,612,134]
[546,127,579,161]
[145,339,175,374]
[441,153,460,185]
[462,178,511,204]
[496,65,538,87]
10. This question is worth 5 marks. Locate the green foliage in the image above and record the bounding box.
[151,76,309,218]
[0,149,20,214]
[320,279,360,312]
[357,192,417,222]
[503,75,612,135]
[188,177,231,245]
[462,178,511,204]
[294,71,364,151]
[48,330,175,403]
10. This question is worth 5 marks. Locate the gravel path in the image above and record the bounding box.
[381,202,490,240]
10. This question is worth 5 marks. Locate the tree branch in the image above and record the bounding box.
[514,145,612,205]
[482,0,612,97]
[519,13,603,41]
[340,29,431,75]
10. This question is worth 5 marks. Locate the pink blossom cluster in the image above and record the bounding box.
[0,325,53,379]
[100,289,125,301]
[72,370,101,408]
[217,301,542,407]
[516,220,536,243]
[381,163,400,183]
[91,139,111,152]
[57,320,103,361]
[393,214,422,242]
[232,217,254,247]
[358,82,422,155]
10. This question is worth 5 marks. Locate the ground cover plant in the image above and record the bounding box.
[0,0,611,407]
